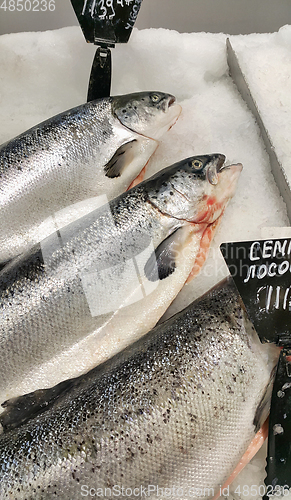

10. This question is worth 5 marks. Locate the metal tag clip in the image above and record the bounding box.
[264,348,291,494]
[87,46,112,101]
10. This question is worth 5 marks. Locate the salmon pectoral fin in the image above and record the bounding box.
[105,137,157,184]
[144,229,181,282]
[104,140,138,178]
[186,216,222,283]
[212,419,269,500]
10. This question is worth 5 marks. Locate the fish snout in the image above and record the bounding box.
[162,94,177,111]
[168,95,176,107]
[216,161,243,200]
[221,162,243,183]
[162,93,182,120]
[231,162,243,173]
[154,93,176,111]
[219,161,243,173]
[150,95,182,139]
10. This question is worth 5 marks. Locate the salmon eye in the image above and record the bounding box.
[151,94,160,102]
[192,159,203,170]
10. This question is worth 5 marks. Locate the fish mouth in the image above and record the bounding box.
[206,154,225,185]
[212,155,243,174]
[168,96,176,107]
[164,96,182,131]
[159,94,176,111]
[216,154,227,172]
[161,94,182,121]
[218,160,243,173]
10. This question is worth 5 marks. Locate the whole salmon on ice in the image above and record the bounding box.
[0,91,181,264]
[0,154,242,405]
[0,278,277,499]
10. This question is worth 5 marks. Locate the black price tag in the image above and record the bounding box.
[220,239,291,345]
[71,0,143,45]
[221,239,291,490]
[71,1,144,101]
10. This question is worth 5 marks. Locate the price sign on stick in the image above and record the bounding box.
[221,239,291,491]
[70,0,144,100]
[71,0,143,45]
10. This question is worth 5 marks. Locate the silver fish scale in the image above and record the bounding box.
[0,99,132,261]
[0,92,181,264]
[0,189,173,398]
[0,279,271,499]
[0,99,112,199]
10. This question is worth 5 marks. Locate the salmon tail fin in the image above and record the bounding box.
[0,376,81,433]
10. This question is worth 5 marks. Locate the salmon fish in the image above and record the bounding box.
[0,91,181,264]
[0,278,276,499]
[0,154,242,406]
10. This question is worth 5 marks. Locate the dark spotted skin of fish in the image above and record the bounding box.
[0,278,271,499]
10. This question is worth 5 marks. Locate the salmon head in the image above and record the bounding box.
[112,91,181,140]
[146,154,242,224]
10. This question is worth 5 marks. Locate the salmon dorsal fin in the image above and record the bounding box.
[0,259,13,273]
[0,377,78,433]
[104,140,137,178]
